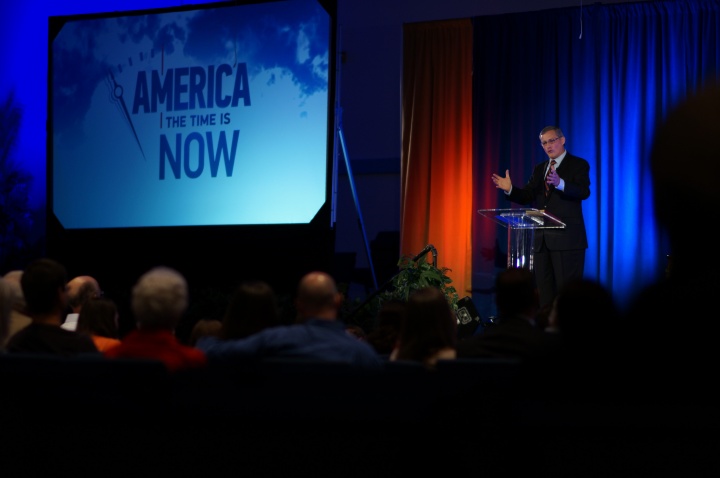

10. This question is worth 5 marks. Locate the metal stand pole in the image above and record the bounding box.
[337,111,378,291]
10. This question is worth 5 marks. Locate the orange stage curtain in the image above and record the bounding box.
[401,19,473,297]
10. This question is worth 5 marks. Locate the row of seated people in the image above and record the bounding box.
[0,256,628,411]
[0,260,538,475]
[2,255,712,418]
[1,253,719,473]
[0,256,609,372]
[2,259,717,474]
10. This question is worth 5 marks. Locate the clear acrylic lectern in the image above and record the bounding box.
[477,208,566,270]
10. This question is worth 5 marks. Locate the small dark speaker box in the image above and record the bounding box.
[456,296,482,339]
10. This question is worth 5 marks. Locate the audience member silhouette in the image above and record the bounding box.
[455,267,552,361]
[389,286,457,369]
[1,270,31,349]
[622,82,720,402]
[76,297,122,352]
[103,266,207,372]
[6,258,99,356]
[527,278,620,397]
[365,299,406,356]
[220,279,280,340]
[546,278,619,350]
[197,271,382,369]
[61,275,102,331]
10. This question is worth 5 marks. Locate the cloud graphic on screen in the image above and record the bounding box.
[53,1,329,145]
[52,21,112,147]
[182,3,328,97]
[152,22,187,58]
[117,14,162,45]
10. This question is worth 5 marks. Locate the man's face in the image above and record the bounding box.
[540,132,566,159]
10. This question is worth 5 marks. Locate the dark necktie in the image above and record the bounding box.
[545,159,556,197]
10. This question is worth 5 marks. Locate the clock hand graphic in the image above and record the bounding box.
[108,70,146,160]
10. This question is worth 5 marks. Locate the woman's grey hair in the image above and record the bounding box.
[131,266,188,329]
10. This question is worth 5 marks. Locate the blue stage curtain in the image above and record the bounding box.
[471,0,720,312]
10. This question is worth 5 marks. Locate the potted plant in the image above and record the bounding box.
[379,255,459,310]
[343,255,460,331]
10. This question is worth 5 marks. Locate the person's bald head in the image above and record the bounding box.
[295,271,342,321]
[66,275,101,312]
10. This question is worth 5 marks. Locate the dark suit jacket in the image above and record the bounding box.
[506,152,590,252]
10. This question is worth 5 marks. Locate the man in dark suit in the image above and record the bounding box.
[491,126,591,308]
